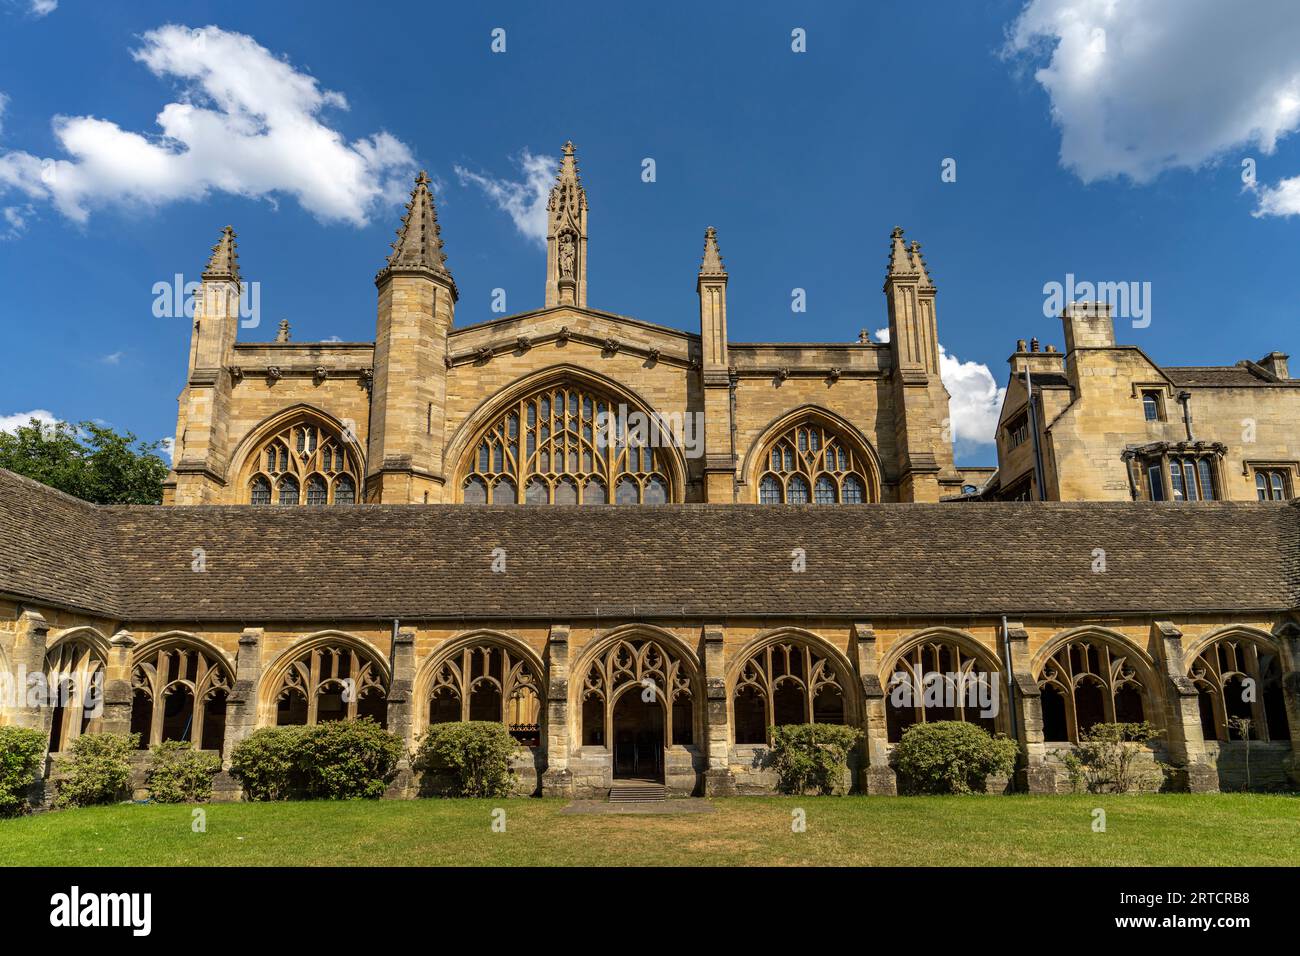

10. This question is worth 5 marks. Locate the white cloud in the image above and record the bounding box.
[873,327,889,343]
[100,350,124,365]
[29,0,57,16]
[0,408,58,433]
[1004,0,1300,214]
[2,203,32,238]
[160,436,174,464]
[0,91,8,136]
[941,345,1006,454]
[0,25,416,226]
[455,149,556,247]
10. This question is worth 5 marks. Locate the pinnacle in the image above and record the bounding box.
[377,170,455,293]
[886,226,914,278]
[202,225,240,283]
[699,225,727,276]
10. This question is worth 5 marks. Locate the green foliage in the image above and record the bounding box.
[53,732,138,809]
[0,726,48,818]
[0,417,169,505]
[893,721,1018,795]
[229,727,306,801]
[294,719,404,800]
[413,722,521,797]
[230,721,403,801]
[768,723,863,795]
[145,741,222,804]
[1073,721,1167,794]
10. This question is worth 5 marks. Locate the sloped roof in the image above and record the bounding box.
[1162,365,1279,387]
[0,468,1295,623]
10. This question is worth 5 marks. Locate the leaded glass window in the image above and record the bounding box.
[756,419,872,504]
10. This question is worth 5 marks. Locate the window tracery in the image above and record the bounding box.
[755,419,871,504]
[247,421,358,505]
[732,640,846,744]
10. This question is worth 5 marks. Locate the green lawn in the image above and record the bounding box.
[1,794,1297,866]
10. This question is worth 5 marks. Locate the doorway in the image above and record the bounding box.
[612,691,664,781]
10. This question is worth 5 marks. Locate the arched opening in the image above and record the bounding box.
[734,686,766,744]
[1041,685,1068,742]
[1074,677,1107,735]
[160,686,196,742]
[612,691,664,781]
[1187,635,1292,742]
[276,688,309,726]
[1036,634,1149,743]
[773,680,807,725]
[732,636,849,743]
[131,642,233,751]
[266,640,388,729]
[885,635,1001,741]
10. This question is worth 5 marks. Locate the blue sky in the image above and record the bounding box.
[3,0,1300,468]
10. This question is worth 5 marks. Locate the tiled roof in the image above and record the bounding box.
[1163,365,1278,387]
[0,468,1295,623]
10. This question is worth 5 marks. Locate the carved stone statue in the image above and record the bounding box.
[558,233,576,279]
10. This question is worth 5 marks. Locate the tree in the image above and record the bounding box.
[0,417,169,504]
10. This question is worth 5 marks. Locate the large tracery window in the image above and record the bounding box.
[45,637,106,753]
[732,640,847,744]
[271,643,388,727]
[885,638,998,742]
[756,420,871,504]
[581,638,695,748]
[130,644,232,751]
[248,421,359,506]
[462,383,672,504]
[1037,637,1147,743]
[1189,638,1291,742]
[427,643,543,747]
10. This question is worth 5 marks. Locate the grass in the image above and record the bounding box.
[1,794,1297,866]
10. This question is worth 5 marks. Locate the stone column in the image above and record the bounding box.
[701,624,736,795]
[540,623,574,798]
[10,610,50,732]
[1004,622,1057,794]
[100,629,136,736]
[1273,621,1300,788]
[851,622,896,795]
[384,629,417,798]
[222,628,264,756]
[1152,621,1218,793]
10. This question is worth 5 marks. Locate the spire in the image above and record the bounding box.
[886,226,914,278]
[699,226,727,277]
[377,171,455,293]
[546,141,589,308]
[909,240,933,288]
[202,225,240,283]
[549,141,588,219]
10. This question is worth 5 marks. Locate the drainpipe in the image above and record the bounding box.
[1177,390,1194,441]
[1000,616,1019,744]
[1023,368,1049,501]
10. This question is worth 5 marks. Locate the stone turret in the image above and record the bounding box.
[545,142,589,308]
[698,226,734,501]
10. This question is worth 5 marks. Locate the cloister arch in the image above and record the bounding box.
[43,627,110,752]
[129,632,235,752]
[880,627,1008,741]
[228,404,366,506]
[1031,627,1161,743]
[726,627,859,745]
[446,364,689,505]
[742,405,882,504]
[414,631,546,746]
[258,631,390,727]
[1182,626,1291,743]
[570,625,702,779]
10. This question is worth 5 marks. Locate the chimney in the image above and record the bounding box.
[1062,301,1116,353]
[1257,351,1290,380]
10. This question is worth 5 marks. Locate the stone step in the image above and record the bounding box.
[608,783,667,803]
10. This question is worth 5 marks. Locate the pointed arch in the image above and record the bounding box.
[1182,626,1290,743]
[44,627,110,752]
[726,627,859,744]
[446,364,688,504]
[129,631,235,751]
[414,630,546,745]
[257,631,390,727]
[1031,626,1160,743]
[880,627,1008,740]
[742,405,882,504]
[227,404,366,505]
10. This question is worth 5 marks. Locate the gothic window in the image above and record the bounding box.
[581,638,694,748]
[1188,638,1290,742]
[461,382,673,504]
[44,636,106,752]
[271,642,388,727]
[426,643,543,747]
[1254,469,1290,501]
[130,644,232,751]
[732,640,846,744]
[756,419,872,504]
[1141,391,1163,422]
[247,419,359,505]
[1036,637,1147,742]
[886,639,998,742]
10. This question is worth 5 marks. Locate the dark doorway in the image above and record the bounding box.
[612,691,664,781]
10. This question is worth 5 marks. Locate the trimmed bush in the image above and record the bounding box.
[768,723,863,795]
[1072,721,1167,794]
[413,721,520,797]
[892,721,1018,795]
[0,726,48,818]
[230,720,403,801]
[53,732,138,809]
[230,727,306,801]
[145,741,222,804]
[294,719,404,800]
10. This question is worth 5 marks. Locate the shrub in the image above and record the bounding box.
[768,723,863,795]
[413,722,520,797]
[0,726,48,818]
[53,732,138,809]
[892,721,1018,795]
[294,719,404,800]
[230,721,404,801]
[230,727,306,801]
[145,741,222,803]
[1073,721,1167,794]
